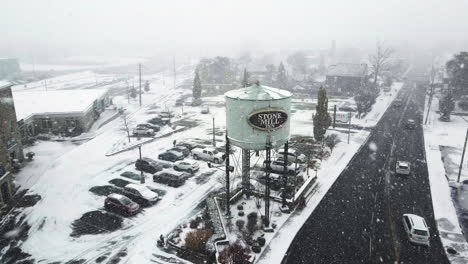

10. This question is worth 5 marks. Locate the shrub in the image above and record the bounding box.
[218,240,251,264]
[184,229,213,252]
[189,216,202,229]
[236,219,245,230]
[247,212,258,235]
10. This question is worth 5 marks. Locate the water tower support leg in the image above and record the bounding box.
[242,149,250,198]
[265,146,271,226]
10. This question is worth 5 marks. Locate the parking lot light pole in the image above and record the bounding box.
[457,128,468,183]
[212,117,216,147]
[139,146,145,184]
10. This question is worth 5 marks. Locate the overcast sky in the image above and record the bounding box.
[1,0,467,60]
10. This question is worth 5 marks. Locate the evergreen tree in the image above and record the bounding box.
[313,87,332,142]
[439,90,455,121]
[144,81,150,92]
[277,62,288,89]
[193,71,202,100]
[241,68,250,88]
[130,87,137,98]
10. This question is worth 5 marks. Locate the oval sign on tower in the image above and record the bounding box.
[248,109,288,131]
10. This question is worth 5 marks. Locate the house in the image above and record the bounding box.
[0,58,21,78]
[12,89,110,139]
[0,81,24,207]
[326,63,368,95]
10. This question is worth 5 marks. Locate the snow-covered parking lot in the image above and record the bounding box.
[2,68,405,263]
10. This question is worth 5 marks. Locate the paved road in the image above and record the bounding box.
[282,78,449,263]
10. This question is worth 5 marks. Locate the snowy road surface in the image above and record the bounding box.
[282,77,449,263]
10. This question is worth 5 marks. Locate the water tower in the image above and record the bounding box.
[225,82,292,224]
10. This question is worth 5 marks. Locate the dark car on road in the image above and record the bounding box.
[104,193,140,216]
[148,115,170,126]
[122,183,159,206]
[405,119,416,129]
[158,151,184,162]
[135,158,164,173]
[153,170,188,187]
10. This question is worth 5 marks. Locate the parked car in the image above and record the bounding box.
[192,147,225,163]
[402,214,430,246]
[158,151,184,162]
[175,98,184,106]
[169,146,190,157]
[405,119,416,129]
[148,115,170,126]
[153,170,188,187]
[276,149,306,163]
[173,160,200,173]
[104,193,140,216]
[135,158,163,173]
[120,171,140,180]
[263,159,304,175]
[201,105,210,114]
[393,99,403,107]
[137,123,160,132]
[132,127,155,137]
[122,183,159,206]
[396,161,411,175]
[160,111,174,118]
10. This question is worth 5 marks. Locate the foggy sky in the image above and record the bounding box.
[1,0,467,60]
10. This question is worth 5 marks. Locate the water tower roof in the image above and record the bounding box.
[224,83,291,101]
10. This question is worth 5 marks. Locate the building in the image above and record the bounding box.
[326,63,368,95]
[13,89,110,139]
[0,58,21,78]
[0,81,24,207]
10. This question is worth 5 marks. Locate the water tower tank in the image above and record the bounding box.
[225,83,292,150]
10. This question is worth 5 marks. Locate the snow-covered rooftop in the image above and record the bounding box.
[12,89,108,121]
[327,63,367,77]
[0,80,11,89]
[224,83,291,101]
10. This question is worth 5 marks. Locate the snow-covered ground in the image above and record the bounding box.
[424,95,468,263]
[7,71,403,263]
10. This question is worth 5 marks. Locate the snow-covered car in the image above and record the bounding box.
[104,193,140,216]
[393,98,403,107]
[122,183,159,206]
[148,115,170,126]
[158,151,184,162]
[263,159,304,175]
[276,149,306,163]
[173,160,200,173]
[168,146,190,157]
[176,140,204,151]
[201,105,210,114]
[396,161,411,175]
[405,119,416,129]
[132,127,155,137]
[137,123,160,132]
[160,111,174,118]
[192,147,225,164]
[135,158,163,173]
[120,171,140,180]
[402,214,430,246]
[153,170,189,187]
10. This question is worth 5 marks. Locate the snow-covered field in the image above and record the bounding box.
[6,69,403,263]
[424,95,468,263]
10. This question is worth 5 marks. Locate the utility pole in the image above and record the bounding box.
[173,56,176,90]
[139,63,142,107]
[457,128,468,183]
[212,117,216,147]
[348,112,352,144]
[139,146,145,184]
[225,132,231,217]
[425,62,436,125]
[333,105,337,129]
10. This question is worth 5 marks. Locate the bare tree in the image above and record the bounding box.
[121,113,131,143]
[369,42,394,85]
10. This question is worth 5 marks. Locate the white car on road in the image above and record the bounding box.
[396,161,411,175]
[402,214,430,246]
